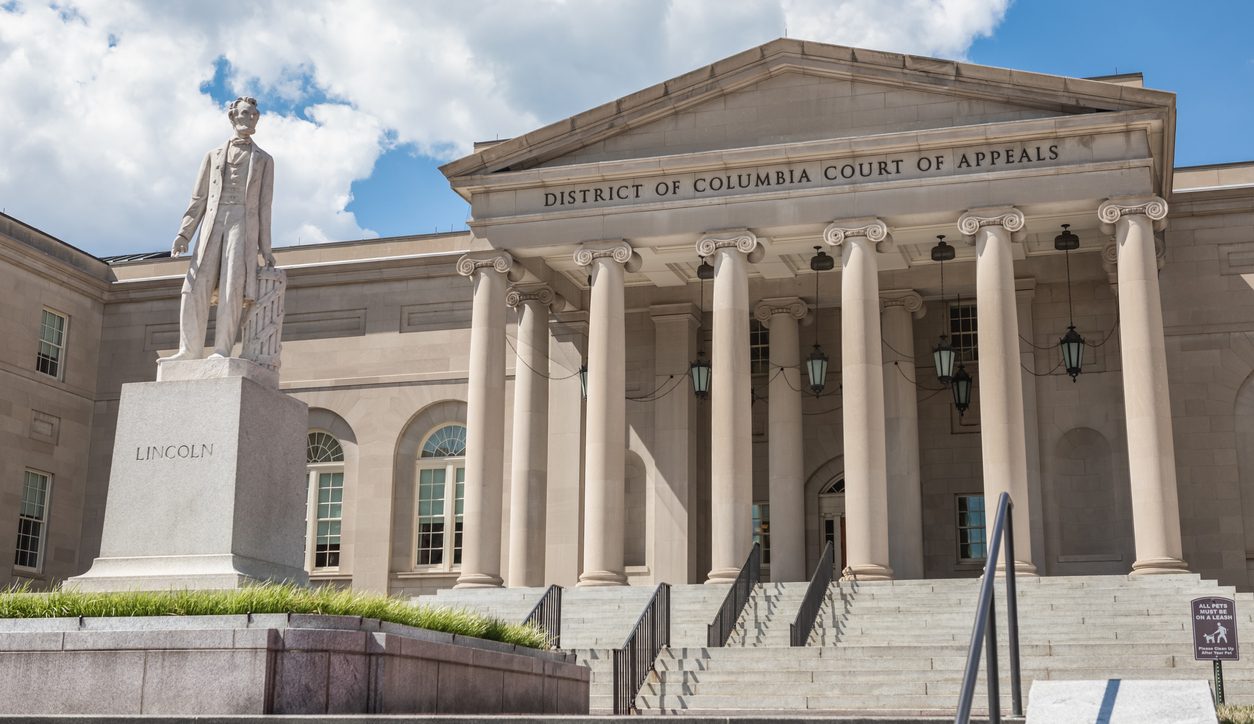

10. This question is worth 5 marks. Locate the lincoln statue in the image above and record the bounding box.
[167,95,275,360]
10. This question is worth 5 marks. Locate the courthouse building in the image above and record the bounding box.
[4,39,1254,596]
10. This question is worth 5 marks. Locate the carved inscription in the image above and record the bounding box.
[135,444,214,461]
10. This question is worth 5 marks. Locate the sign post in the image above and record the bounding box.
[1191,596,1239,705]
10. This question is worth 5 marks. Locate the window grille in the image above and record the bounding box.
[949,303,978,362]
[750,319,769,375]
[36,309,67,379]
[15,470,50,569]
[305,432,345,569]
[957,494,987,562]
[416,425,467,569]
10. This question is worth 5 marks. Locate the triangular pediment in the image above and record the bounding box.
[442,38,1173,181]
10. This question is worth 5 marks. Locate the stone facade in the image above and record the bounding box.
[4,39,1254,596]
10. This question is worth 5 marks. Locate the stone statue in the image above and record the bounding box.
[167,96,275,360]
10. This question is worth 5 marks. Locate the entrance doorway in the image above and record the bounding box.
[817,478,846,573]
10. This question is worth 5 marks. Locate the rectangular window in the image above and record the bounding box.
[752,503,770,566]
[15,470,50,570]
[957,494,987,562]
[36,309,68,380]
[453,466,465,565]
[750,319,769,375]
[416,468,446,565]
[314,471,343,568]
[949,303,978,363]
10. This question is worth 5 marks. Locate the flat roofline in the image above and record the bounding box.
[104,228,472,267]
[1174,160,1254,171]
[0,211,103,263]
[1085,72,1144,83]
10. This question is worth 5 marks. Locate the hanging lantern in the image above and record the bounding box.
[1060,325,1085,382]
[806,345,829,396]
[1055,224,1086,382]
[697,258,714,280]
[578,363,588,400]
[690,352,711,399]
[931,234,957,385]
[952,363,973,417]
[933,337,956,384]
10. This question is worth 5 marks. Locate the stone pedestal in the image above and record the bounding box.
[68,364,308,591]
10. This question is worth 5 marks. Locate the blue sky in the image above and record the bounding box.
[1,1,1250,255]
[342,1,1254,241]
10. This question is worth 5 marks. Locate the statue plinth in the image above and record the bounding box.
[68,358,308,592]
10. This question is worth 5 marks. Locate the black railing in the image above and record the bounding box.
[707,542,761,647]
[789,541,835,647]
[955,492,1023,724]
[522,584,562,649]
[612,583,671,715]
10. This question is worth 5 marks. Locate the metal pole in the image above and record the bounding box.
[986,595,1001,724]
[1004,499,1023,716]
[1215,660,1225,705]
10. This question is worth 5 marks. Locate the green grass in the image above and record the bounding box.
[1220,705,1254,724]
[0,583,548,649]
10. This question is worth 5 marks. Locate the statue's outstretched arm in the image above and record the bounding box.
[172,151,212,255]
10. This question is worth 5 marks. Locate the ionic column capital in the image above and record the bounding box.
[957,206,1026,244]
[506,284,563,312]
[823,217,893,253]
[1098,195,1169,233]
[573,240,640,271]
[879,289,925,319]
[697,228,764,262]
[457,251,521,280]
[754,296,808,325]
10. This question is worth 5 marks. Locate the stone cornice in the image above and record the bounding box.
[1098,195,1169,233]
[754,296,808,324]
[456,251,516,278]
[823,218,892,253]
[879,289,925,318]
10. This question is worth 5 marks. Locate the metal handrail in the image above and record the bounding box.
[522,584,562,649]
[789,541,835,647]
[612,583,671,715]
[707,542,761,647]
[955,492,1023,724]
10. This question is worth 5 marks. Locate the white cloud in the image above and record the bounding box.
[0,0,1008,255]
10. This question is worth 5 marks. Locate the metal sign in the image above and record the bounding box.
[1192,596,1239,661]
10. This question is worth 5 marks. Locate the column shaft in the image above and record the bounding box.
[757,299,807,582]
[708,244,754,582]
[838,234,892,580]
[881,292,924,580]
[1105,200,1188,574]
[456,259,508,588]
[579,250,629,586]
[507,295,550,587]
[964,210,1036,575]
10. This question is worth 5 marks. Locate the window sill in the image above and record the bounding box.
[11,567,45,580]
[394,570,460,579]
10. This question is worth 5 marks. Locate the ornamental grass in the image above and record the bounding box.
[1220,705,1254,724]
[0,582,547,649]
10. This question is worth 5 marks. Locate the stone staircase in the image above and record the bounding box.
[560,585,660,714]
[412,585,549,624]
[636,574,1254,715]
[726,581,810,647]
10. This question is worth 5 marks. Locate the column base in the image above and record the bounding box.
[1131,557,1190,576]
[839,563,894,582]
[454,572,504,589]
[705,567,743,584]
[992,559,1039,577]
[577,570,627,586]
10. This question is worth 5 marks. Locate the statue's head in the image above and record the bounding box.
[228,96,260,138]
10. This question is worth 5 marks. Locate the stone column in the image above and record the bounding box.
[506,285,560,588]
[701,229,763,583]
[650,304,701,584]
[455,251,518,588]
[824,218,892,581]
[754,297,809,582]
[1098,196,1188,575]
[544,314,587,587]
[880,289,925,580]
[1016,280,1048,574]
[575,241,639,586]
[957,208,1036,575]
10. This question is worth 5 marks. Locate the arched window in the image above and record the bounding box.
[415,424,466,570]
[306,431,344,569]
